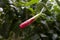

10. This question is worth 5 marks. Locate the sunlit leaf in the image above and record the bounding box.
[25,0,39,6]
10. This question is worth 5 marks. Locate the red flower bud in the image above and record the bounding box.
[19,13,41,29]
[19,17,35,29]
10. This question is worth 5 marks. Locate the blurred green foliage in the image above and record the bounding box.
[0,0,60,40]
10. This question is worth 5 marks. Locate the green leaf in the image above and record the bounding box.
[28,8,35,15]
[25,0,39,6]
[54,5,60,13]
